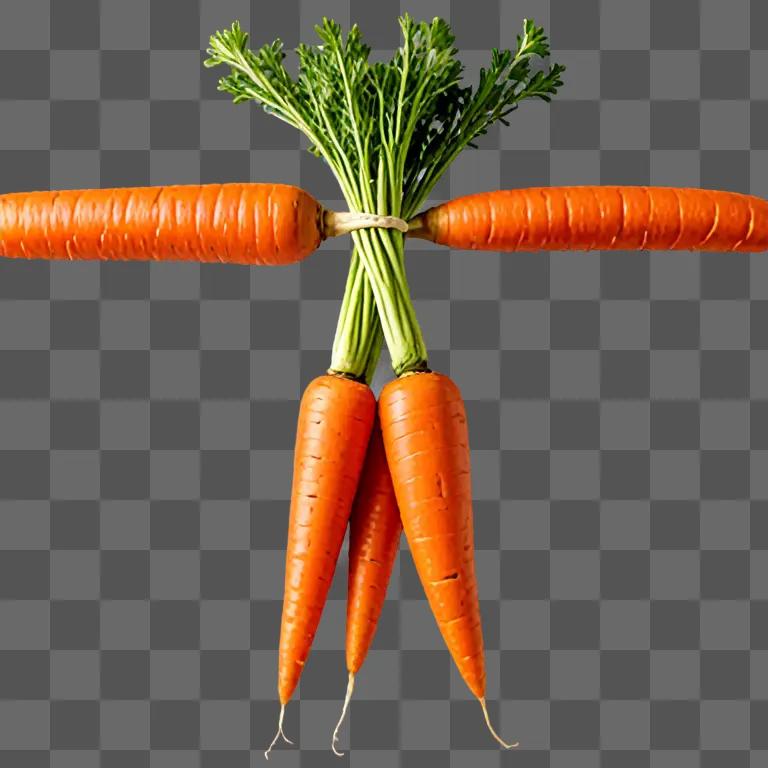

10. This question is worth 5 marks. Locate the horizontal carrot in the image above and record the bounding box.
[0,183,408,267]
[408,186,768,252]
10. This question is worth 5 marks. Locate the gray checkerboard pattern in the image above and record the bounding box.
[0,0,766,765]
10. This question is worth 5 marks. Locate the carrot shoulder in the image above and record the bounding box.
[0,183,323,266]
[409,186,768,252]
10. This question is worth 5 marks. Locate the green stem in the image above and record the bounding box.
[330,221,429,380]
[331,153,443,384]
[353,227,427,376]
[330,137,428,378]
[329,245,379,380]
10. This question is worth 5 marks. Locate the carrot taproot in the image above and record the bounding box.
[378,371,516,749]
[346,418,402,673]
[266,373,376,759]
[0,183,408,267]
[0,183,321,266]
[408,186,768,252]
[331,416,402,756]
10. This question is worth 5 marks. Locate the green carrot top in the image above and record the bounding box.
[206,15,564,377]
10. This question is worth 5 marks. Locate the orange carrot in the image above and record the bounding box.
[331,417,402,755]
[0,183,322,266]
[346,418,402,673]
[0,183,407,267]
[408,186,768,252]
[267,374,376,758]
[378,371,515,748]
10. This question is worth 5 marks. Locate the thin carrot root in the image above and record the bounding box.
[479,697,518,750]
[264,704,293,760]
[331,672,356,757]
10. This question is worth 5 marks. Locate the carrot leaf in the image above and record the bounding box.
[206,15,563,378]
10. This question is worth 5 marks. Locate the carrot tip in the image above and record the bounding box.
[264,704,293,760]
[331,672,356,757]
[479,697,519,750]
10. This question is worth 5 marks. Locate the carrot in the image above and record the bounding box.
[408,186,768,252]
[346,418,402,673]
[331,416,402,756]
[266,373,376,759]
[378,370,516,749]
[0,183,407,267]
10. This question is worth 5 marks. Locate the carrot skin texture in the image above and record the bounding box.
[346,417,402,674]
[0,183,323,266]
[378,372,485,700]
[414,186,768,252]
[278,375,376,705]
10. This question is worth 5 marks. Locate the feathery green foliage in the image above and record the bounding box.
[206,16,563,376]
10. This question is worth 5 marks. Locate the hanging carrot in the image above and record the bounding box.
[408,186,768,252]
[0,183,406,267]
[266,374,376,758]
[346,419,401,674]
[378,371,517,748]
[332,417,402,756]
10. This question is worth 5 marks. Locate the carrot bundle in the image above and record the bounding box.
[6,7,765,758]
[408,186,768,253]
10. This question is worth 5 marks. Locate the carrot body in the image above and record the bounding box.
[0,183,323,266]
[346,417,402,674]
[278,374,376,705]
[378,372,485,699]
[410,186,768,252]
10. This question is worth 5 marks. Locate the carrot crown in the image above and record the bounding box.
[206,17,563,378]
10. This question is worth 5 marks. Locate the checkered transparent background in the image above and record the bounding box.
[1,0,767,765]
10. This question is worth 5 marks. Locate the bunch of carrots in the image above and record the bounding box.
[2,14,767,757]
